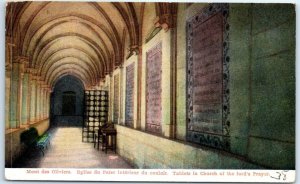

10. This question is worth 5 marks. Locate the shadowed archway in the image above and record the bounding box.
[50,75,84,127]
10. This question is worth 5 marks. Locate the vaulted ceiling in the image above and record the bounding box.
[6,1,146,88]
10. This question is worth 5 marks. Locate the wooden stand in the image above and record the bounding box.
[101,128,117,154]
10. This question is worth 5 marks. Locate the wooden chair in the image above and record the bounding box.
[93,123,111,150]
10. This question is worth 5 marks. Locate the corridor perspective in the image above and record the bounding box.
[13,127,132,168]
[5,2,295,170]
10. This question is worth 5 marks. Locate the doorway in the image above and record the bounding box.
[50,75,84,127]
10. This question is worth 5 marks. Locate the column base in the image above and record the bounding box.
[9,120,20,129]
[30,119,37,124]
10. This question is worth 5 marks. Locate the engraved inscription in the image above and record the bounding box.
[187,4,230,150]
[146,43,162,133]
[113,74,119,123]
[125,63,134,127]
[190,13,223,134]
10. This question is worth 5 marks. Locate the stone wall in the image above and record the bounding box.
[5,119,49,167]
[113,3,295,169]
[229,3,295,169]
[116,125,260,169]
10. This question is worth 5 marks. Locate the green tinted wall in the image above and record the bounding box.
[229,4,295,169]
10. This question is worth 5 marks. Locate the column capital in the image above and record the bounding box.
[6,63,12,72]
[28,68,37,75]
[31,74,39,81]
[41,83,50,89]
[20,72,25,80]
[12,57,26,75]
[126,45,140,59]
[46,87,52,93]
[25,67,32,73]
[6,36,15,47]
[154,14,177,31]
[36,78,44,85]
[13,56,28,64]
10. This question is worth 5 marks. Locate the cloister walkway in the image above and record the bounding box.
[13,127,133,168]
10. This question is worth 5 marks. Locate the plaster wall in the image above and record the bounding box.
[141,29,172,137]
[116,3,295,169]
[116,125,260,169]
[5,119,49,167]
[121,55,139,127]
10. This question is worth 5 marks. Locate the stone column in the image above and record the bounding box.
[109,73,114,123]
[9,56,25,128]
[21,61,30,125]
[27,70,32,124]
[5,63,12,129]
[45,88,50,119]
[30,71,37,123]
[5,37,14,129]
[41,85,48,119]
[40,84,44,119]
[44,89,48,119]
[35,79,42,121]
[42,85,47,119]
[45,88,48,119]
[119,64,124,124]
[136,46,142,129]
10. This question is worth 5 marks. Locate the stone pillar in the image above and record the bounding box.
[5,63,12,129]
[5,37,14,129]
[35,79,42,121]
[41,85,48,119]
[9,56,25,128]
[46,89,50,119]
[119,64,124,124]
[21,61,30,125]
[44,89,48,119]
[45,87,50,118]
[42,87,46,119]
[109,73,113,123]
[40,86,44,119]
[30,71,37,123]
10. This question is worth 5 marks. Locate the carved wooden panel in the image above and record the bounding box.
[146,43,162,134]
[125,63,134,127]
[113,74,119,123]
[187,4,230,150]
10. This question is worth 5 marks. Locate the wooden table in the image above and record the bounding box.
[101,128,117,154]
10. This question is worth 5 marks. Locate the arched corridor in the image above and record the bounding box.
[5,2,295,171]
[13,127,132,168]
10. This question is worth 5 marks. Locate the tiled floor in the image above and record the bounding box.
[13,127,133,168]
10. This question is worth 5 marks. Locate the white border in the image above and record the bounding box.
[5,169,296,182]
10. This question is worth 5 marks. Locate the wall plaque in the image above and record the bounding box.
[146,43,162,134]
[113,74,119,123]
[125,63,134,127]
[187,4,230,150]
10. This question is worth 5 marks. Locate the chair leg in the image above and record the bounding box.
[105,137,108,154]
[114,136,117,153]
